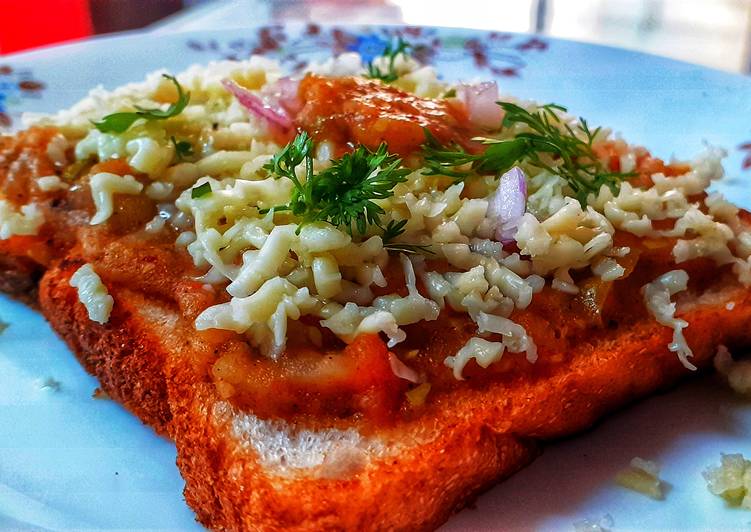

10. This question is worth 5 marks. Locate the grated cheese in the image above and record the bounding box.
[642,270,695,370]
[35,175,69,192]
[714,345,751,396]
[444,337,505,380]
[703,453,751,509]
[69,263,114,324]
[145,181,174,200]
[89,172,144,225]
[591,257,625,282]
[0,200,44,239]
[615,457,664,500]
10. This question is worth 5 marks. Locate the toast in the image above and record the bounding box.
[35,250,751,530]
[2,51,751,530]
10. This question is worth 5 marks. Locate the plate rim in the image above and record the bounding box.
[4,22,751,85]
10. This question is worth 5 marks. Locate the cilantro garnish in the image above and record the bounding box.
[92,74,190,134]
[422,101,634,203]
[263,132,411,237]
[365,37,411,83]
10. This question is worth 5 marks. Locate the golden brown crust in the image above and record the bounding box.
[32,253,751,530]
[39,257,172,435]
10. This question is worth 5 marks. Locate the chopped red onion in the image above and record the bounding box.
[388,353,421,383]
[487,166,528,243]
[263,76,302,115]
[456,81,504,130]
[221,78,293,131]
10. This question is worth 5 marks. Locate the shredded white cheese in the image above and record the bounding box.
[89,172,144,225]
[46,133,69,168]
[642,269,695,370]
[444,337,505,380]
[615,457,664,499]
[145,181,174,201]
[35,175,69,192]
[69,263,114,324]
[592,257,625,282]
[714,345,751,396]
[703,453,751,509]
[0,200,44,239]
[126,137,174,177]
[476,311,537,363]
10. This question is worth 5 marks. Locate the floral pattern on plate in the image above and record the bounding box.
[739,141,751,171]
[186,23,548,77]
[0,64,45,129]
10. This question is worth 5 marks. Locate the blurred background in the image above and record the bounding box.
[2,0,751,73]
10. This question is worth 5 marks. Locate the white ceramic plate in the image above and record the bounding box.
[1,24,750,531]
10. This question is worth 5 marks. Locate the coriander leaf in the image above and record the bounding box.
[365,37,411,83]
[171,136,194,160]
[91,112,143,134]
[92,74,190,134]
[264,133,410,236]
[191,182,212,199]
[263,130,313,192]
[443,88,457,98]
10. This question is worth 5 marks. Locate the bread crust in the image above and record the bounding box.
[33,254,751,530]
[40,257,172,435]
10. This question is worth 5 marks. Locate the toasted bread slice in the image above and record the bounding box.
[37,252,751,530]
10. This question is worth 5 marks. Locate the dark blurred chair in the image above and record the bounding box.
[89,0,184,34]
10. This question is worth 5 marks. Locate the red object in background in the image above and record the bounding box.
[0,0,93,55]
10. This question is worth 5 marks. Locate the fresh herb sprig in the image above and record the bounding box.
[499,102,632,202]
[381,219,408,242]
[381,219,434,255]
[262,132,411,237]
[422,102,634,203]
[421,129,528,178]
[383,242,435,255]
[365,37,411,83]
[92,74,190,134]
